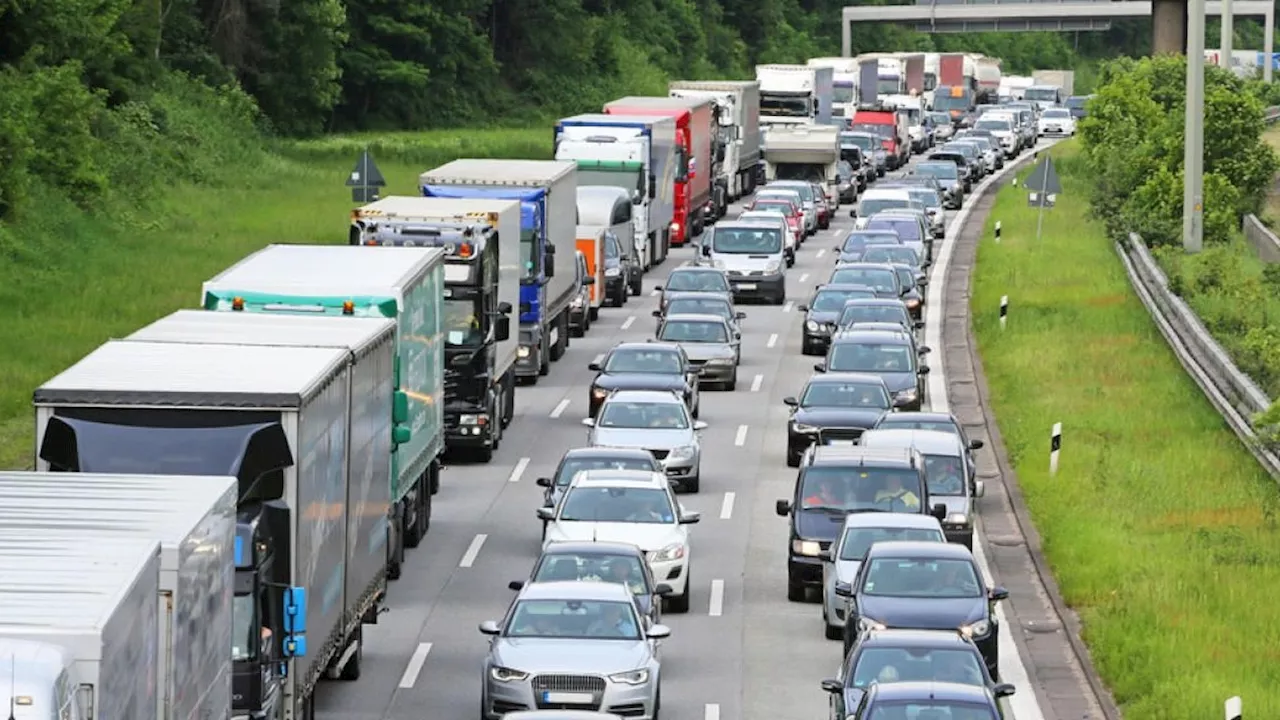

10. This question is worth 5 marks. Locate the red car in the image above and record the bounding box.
[747,198,804,246]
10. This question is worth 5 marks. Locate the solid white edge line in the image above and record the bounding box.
[459,533,488,568]
[704,703,721,720]
[767,333,778,348]
[733,425,749,446]
[507,457,530,483]
[782,301,794,313]
[397,642,433,688]
[719,491,736,520]
[550,399,571,419]
[927,141,1059,720]
[708,579,725,617]
[620,315,636,330]
[750,374,764,393]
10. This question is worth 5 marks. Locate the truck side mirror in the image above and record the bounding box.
[392,391,409,424]
[282,586,308,657]
[393,426,411,446]
[544,246,556,278]
[649,173,657,200]
[498,301,513,314]
[495,315,511,342]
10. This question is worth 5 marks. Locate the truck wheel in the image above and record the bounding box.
[589,306,599,322]
[538,338,551,376]
[549,315,567,361]
[502,379,515,428]
[388,510,405,579]
[629,272,643,297]
[338,627,363,681]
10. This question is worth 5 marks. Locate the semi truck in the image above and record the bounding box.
[552,113,677,271]
[33,340,389,720]
[667,80,764,203]
[0,472,237,720]
[755,64,834,129]
[762,125,841,203]
[0,540,162,720]
[603,96,715,244]
[806,58,860,121]
[351,196,521,463]
[200,244,444,570]
[976,56,1002,100]
[934,53,979,122]
[998,75,1034,101]
[420,159,579,381]
[1031,69,1075,98]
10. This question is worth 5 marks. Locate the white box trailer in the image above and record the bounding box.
[0,472,237,720]
[0,540,162,720]
[33,340,375,720]
[667,80,764,200]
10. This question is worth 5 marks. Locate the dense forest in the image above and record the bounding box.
[0,0,1269,225]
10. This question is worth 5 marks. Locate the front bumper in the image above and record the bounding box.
[802,328,833,354]
[516,344,540,377]
[647,553,690,594]
[659,451,698,488]
[944,523,974,548]
[788,552,824,587]
[605,275,625,303]
[823,580,848,629]
[728,272,785,301]
[483,673,658,720]
[696,361,736,383]
[445,411,495,448]
[892,391,923,412]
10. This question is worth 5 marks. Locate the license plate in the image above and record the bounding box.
[736,283,757,291]
[824,439,856,446]
[543,692,594,704]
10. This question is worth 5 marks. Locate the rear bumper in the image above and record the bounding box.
[729,273,784,300]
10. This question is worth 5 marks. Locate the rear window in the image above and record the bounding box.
[866,219,921,242]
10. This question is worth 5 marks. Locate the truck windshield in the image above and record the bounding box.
[774,164,826,183]
[521,229,538,281]
[933,94,971,112]
[1025,87,1058,102]
[832,84,855,104]
[232,593,258,661]
[577,168,642,196]
[443,297,485,346]
[761,94,810,117]
[877,79,900,95]
[850,123,891,139]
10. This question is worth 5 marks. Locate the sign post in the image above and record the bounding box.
[1023,154,1063,243]
[346,149,387,204]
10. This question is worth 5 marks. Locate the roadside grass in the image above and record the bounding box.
[971,140,1280,718]
[0,127,551,470]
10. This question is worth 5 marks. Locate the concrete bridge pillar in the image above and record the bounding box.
[1152,0,1189,54]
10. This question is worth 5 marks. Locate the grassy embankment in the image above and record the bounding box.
[0,128,552,471]
[971,140,1280,719]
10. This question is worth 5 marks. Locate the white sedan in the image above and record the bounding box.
[1038,107,1076,136]
[540,468,701,612]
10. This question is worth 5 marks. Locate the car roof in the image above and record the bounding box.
[806,371,888,386]
[834,262,898,272]
[609,341,681,354]
[845,323,912,335]
[862,188,911,199]
[542,540,646,557]
[560,446,659,461]
[502,712,625,720]
[840,298,909,308]
[842,512,943,531]
[857,628,972,649]
[665,292,732,303]
[516,580,635,602]
[662,313,728,325]
[868,680,992,703]
[567,468,670,488]
[739,210,786,217]
[860,429,965,455]
[600,389,685,404]
[714,221,782,232]
[669,265,723,274]
[807,445,917,467]
[865,540,974,560]
[817,283,878,293]
[831,329,913,344]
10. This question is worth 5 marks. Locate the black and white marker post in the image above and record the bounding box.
[994,221,1002,244]
[1049,422,1063,476]
[1225,696,1241,720]
[999,295,1008,330]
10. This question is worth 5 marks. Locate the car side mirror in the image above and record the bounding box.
[775,499,792,516]
[581,418,596,427]
[913,321,925,329]
[655,583,674,596]
[969,439,985,450]
[537,507,554,521]
[821,679,843,694]
[818,549,834,562]
[989,586,1010,601]
[694,420,708,431]
[849,209,858,218]
[535,477,552,488]
[918,346,931,354]
[479,621,501,636]
[931,503,947,520]
[652,310,662,318]
[834,581,853,597]
[701,244,712,257]
[994,683,1017,698]
[813,363,827,373]
[588,361,602,371]
[736,312,746,320]
[680,512,701,524]
[917,279,929,287]
[782,396,798,407]
[974,480,985,498]
[647,624,672,639]
[508,580,525,591]
[917,366,930,375]
[796,304,808,312]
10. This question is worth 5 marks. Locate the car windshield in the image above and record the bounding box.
[863,246,920,267]
[928,112,951,125]
[812,288,877,312]
[866,219,921,243]
[852,646,985,687]
[660,319,729,343]
[752,201,796,216]
[869,702,995,720]
[974,119,1010,132]
[842,232,900,254]
[860,198,909,215]
[1043,109,1071,119]
[878,417,960,436]
[559,486,676,524]
[851,123,892,138]
[533,553,649,595]
[667,298,732,321]
[711,227,783,254]
[842,134,876,151]
[774,183,813,201]
[598,401,688,429]
[506,599,643,640]
[923,454,966,496]
[800,381,890,409]
[798,466,926,513]
[603,349,682,374]
[830,268,897,293]
[916,163,958,181]
[555,457,658,486]
[839,526,944,560]
[893,267,916,292]
[905,189,941,209]
[862,558,983,598]
[666,271,729,293]
[830,341,914,372]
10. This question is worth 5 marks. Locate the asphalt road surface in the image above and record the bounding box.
[314,142,1064,720]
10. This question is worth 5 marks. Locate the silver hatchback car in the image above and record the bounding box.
[655,313,741,389]
[584,390,708,492]
[480,581,670,719]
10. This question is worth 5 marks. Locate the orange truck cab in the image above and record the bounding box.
[573,226,606,328]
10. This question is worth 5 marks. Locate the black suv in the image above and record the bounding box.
[775,446,946,602]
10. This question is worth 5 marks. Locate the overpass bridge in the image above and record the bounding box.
[841,0,1275,82]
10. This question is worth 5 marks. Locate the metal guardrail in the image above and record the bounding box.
[1239,107,1280,262]
[1265,105,1280,123]
[1116,234,1280,479]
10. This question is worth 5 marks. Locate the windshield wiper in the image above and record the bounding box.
[802,504,850,514]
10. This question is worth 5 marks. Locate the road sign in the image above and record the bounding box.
[1027,192,1056,208]
[347,150,386,204]
[1023,155,1063,196]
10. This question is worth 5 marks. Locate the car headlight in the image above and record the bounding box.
[517,346,531,358]
[792,539,821,556]
[605,266,621,277]
[591,387,608,399]
[946,512,970,525]
[609,669,651,685]
[905,298,921,309]
[570,296,584,309]
[668,444,697,459]
[459,414,488,426]
[652,543,686,562]
[805,320,819,332]
[490,666,529,682]
[790,422,818,434]
[894,388,918,404]
[859,617,886,632]
[764,259,782,274]
[960,619,991,638]
[707,357,733,366]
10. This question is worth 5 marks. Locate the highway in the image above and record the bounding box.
[314,141,1072,720]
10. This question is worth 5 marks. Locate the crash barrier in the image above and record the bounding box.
[1115,233,1280,481]
[1239,106,1280,262]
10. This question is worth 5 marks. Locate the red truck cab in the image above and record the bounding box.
[850,108,909,170]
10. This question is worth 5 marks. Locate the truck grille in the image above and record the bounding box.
[648,449,670,461]
[728,270,764,278]
[532,674,606,694]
